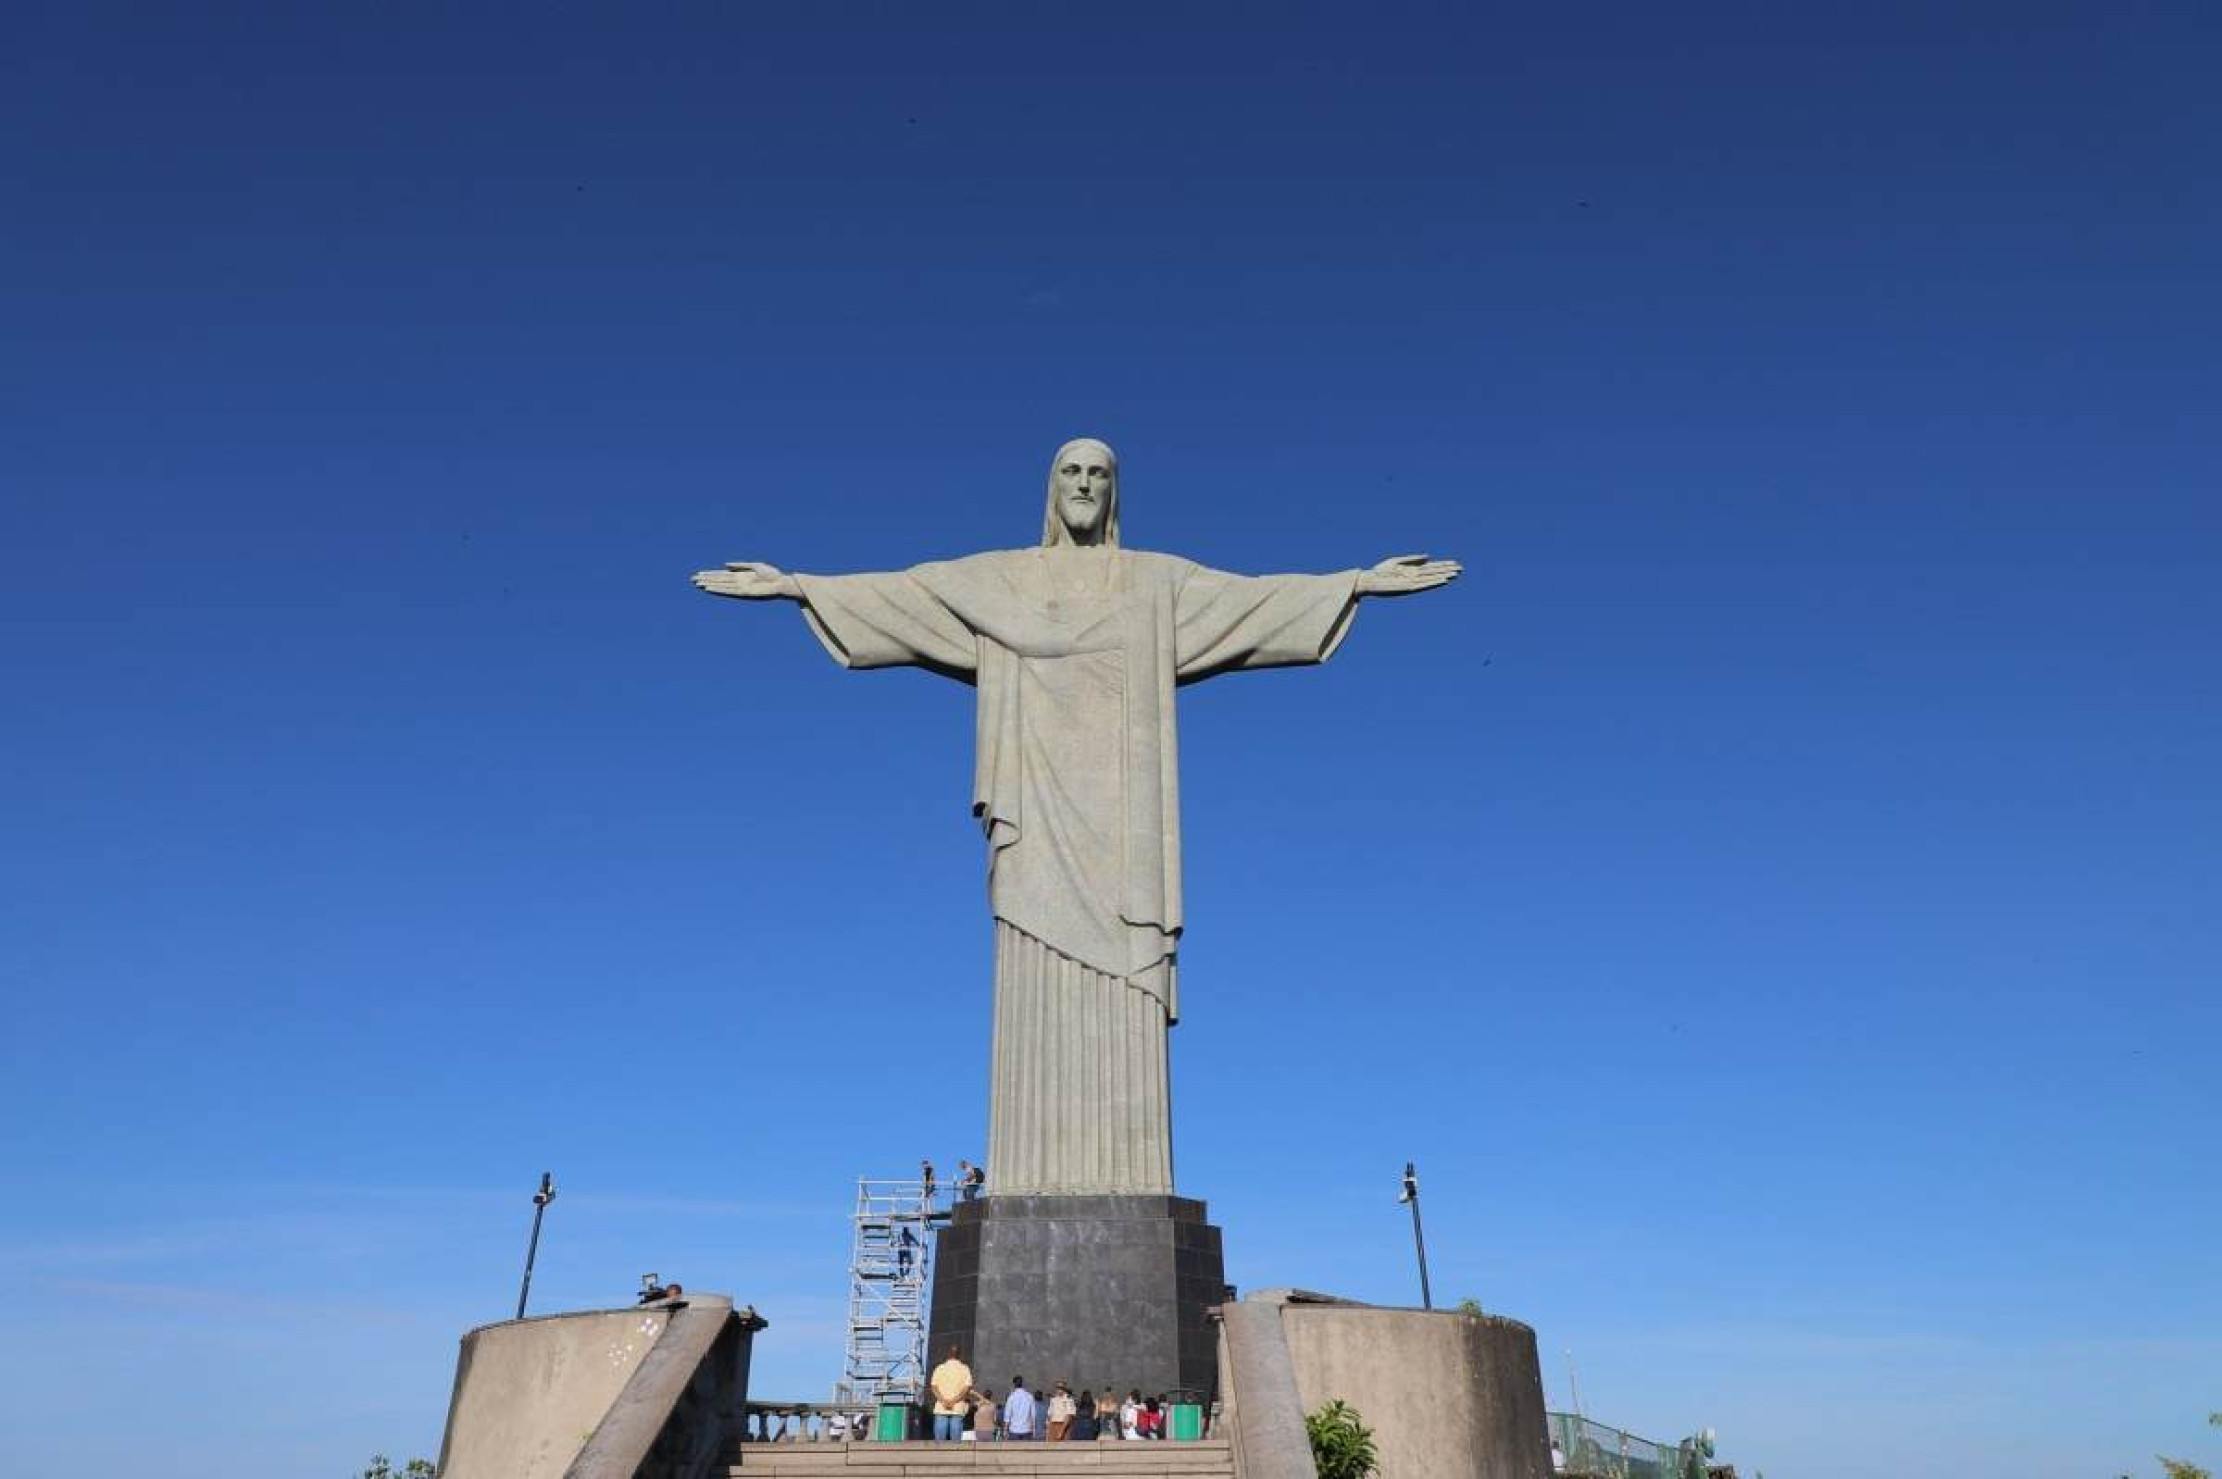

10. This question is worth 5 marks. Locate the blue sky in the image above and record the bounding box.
[3,5,2218,1476]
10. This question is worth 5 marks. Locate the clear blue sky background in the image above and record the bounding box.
[3,6,2217,1477]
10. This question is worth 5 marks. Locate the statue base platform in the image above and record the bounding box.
[927,1194,1226,1403]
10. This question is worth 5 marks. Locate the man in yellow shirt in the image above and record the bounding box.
[928,1345,974,1443]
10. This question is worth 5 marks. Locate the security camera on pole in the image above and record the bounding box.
[1397,1160,1432,1311]
[515,1172,556,1320]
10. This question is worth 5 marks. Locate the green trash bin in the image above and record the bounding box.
[874,1403,909,1442]
[1170,1403,1203,1442]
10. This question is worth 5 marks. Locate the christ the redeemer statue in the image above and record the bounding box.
[693,439,1456,1197]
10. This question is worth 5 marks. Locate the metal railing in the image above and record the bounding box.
[1548,1413,1701,1479]
[744,1402,878,1443]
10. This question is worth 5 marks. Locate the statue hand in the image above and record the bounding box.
[692,561,801,600]
[1357,553,1460,597]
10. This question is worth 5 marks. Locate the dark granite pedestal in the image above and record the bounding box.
[927,1194,1226,1403]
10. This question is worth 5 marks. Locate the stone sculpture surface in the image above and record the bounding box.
[693,438,1456,1195]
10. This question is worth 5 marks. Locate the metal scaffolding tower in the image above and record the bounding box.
[838,1177,940,1405]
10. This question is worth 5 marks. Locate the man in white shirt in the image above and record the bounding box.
[1004,1377,1039,1441]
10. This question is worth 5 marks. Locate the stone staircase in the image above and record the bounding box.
[728,1439,1236,1479]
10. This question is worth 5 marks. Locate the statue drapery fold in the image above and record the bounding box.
[794,549,1359,1025]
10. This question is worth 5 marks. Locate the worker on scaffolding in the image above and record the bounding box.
[921,1159,937,1210]
[897,1225,920,1277]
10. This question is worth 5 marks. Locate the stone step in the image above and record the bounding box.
[728,1456,1244,1465]
[735,1457,1234,1467]
[729,1439,1234,1479]
[733,1461,1233,1470]
[737,1456,1244,1465]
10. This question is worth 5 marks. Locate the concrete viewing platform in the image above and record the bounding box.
[431,1286,1550,1479]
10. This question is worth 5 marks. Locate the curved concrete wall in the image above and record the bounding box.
[439,1307,674,1479]
[1279,1305,1550,1479]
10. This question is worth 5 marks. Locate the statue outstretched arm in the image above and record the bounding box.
[1355,553,1460,597]
[694,558,977,677]
[1173,563,1360,681]
[1172,553,1458,683]
[692,561,801,600]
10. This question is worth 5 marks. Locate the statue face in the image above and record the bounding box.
[1052,447,1115,543]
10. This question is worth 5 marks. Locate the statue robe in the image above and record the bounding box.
[795,547,1360,1194]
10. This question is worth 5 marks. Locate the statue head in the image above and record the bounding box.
[1041,437,1120,548]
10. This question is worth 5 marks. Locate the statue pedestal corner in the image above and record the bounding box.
[928,1194,1225,1401]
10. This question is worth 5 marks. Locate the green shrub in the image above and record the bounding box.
[358,1457,434,1479]
[1305,1399,1379,1479]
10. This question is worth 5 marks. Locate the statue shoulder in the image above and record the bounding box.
[918,547,1194,591]
[1115,549,1195,585]
[911,549,1025,583]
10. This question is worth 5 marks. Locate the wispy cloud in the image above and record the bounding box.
[1590,1322,2222,1363]
[0,1209,377,1270]
[46,1277,447,1329]
[558,1191,826,1220]
[224,1181,830,1221]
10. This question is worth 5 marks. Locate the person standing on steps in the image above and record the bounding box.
[1004,1376,1038,1441]
[927,1345,973,1443]
[1046,1381,1076,1440]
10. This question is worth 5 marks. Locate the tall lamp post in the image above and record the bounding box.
[515,1172,557,1320]
[1397,1160,1432,1310]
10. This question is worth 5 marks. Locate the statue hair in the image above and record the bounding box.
[1040,437,1120,548]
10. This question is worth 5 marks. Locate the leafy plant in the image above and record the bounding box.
[2152,1409,2222,1479]
[1306,1399,1378,1479]
[1455,1298,1485,1316]
[359,1457,435,1479]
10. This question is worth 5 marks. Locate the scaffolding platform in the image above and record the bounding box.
[834,1177,944,1406]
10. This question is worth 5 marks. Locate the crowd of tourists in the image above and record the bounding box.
[927,1349,1179,1441]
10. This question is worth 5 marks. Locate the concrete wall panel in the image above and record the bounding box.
[438,1307,673,1479]
[1279,1306,1550,1479]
